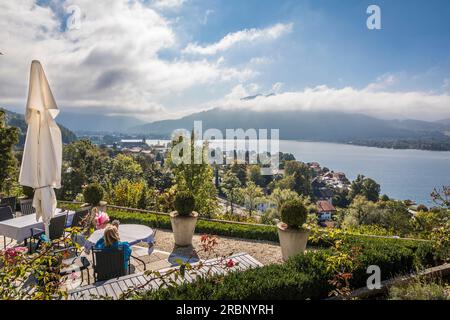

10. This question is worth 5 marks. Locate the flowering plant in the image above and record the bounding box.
[0,227,83,300]
[2,247,28,264]
[95,210,110,229]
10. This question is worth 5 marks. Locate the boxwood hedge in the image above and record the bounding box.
[135,238,437,300]
[59,202,280,242]
[106,209,281,241]
[59,202,434,248]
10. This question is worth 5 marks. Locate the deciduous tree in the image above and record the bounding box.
[168,132,218,217]
[0,110,19,194]
[241,181,264,216]
[110,154,143,185]
[349,174,380,202]
[221,171,242,215]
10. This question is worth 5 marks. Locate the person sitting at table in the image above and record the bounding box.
[94,224,132,272]
[111,219,120,229]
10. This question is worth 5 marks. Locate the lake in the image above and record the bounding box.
[142,139,450,206]
[280,140,450,206]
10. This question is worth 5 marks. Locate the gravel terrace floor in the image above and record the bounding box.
[152,228,283,265]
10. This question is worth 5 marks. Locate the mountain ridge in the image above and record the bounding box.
[129,108,450,150]
[56,112,147,133]
[1,108,77,146]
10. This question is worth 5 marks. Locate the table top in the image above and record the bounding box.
[0,208,75,242]
[86,224,154,246]
[0,208,71,228]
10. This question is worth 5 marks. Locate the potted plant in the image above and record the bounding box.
[82,183,105,211]
[170,191,198,246]
[277,199,309,261]
[22,186,35,199]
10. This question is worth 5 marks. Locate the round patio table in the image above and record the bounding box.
[84,224,155,255]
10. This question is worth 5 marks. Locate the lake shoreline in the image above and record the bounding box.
[116,138,450,206]
[278,140,450,207]
[138,135,450,152]
[292,139,450,152]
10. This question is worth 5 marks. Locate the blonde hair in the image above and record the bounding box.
[103,224,120,247]
[111,220,120,229]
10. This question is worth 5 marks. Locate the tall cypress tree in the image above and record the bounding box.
[0,110,19,194]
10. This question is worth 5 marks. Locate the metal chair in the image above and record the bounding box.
[19,199,35,216]
[54,246,91,285]
[0,206,14,249]
[92,247,129,282]
[67,208,91,248]
[0,196,16,213]
[70,208,90,228]
[30,213,68,252]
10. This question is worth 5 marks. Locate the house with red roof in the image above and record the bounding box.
[316,200,337,222]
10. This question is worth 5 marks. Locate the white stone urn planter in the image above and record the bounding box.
[82,200,107,212]
[277,222,310,261]
[98,201,108,213]
[170,211,199,246]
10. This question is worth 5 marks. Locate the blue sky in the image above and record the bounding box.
[176,0,450,91]
[0,0,449,121]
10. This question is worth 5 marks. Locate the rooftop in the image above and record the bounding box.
[316,200,336,213]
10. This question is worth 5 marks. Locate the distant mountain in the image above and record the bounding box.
[56,112,146,133]
[1,108,77,146]
[435,118,450,127]
[388,119,450,132]
[130,108,450,150]
[240,93,276,101]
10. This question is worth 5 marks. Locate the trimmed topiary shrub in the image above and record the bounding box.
[22,186,34,199]
[174,191,195,216]
[83,183,104,206]
[416,204,429,212]
[280,199,308,228]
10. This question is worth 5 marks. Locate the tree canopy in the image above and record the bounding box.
[349,174,381,202]
[0,110,19,194]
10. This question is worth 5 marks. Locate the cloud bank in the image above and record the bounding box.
[210,84,450,121]
[152,0,187,10]
[183,23,293,55]
[0,0,253,120]
[0,1,448,122]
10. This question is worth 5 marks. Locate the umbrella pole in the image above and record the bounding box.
[45,223,50,239]
[37,111,51,239]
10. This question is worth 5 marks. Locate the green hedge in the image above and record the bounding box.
[136,238,437,300]
[101,210,435,248]
[59,202,279,241]
[59,203,433,246]
[109,208,279,242]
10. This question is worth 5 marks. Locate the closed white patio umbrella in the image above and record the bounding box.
[19,60,62,237]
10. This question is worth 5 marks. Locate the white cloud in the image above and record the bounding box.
[443,78,450,89]
[183,23,293,55]
[271,82,283,94]
[201,9,214,25]
[210,85,450,121]
[0,0,253,121]
[152,0,187,10]
[364,73,398,92]
[249,56,272,65]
